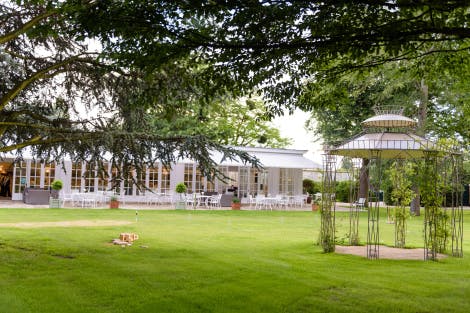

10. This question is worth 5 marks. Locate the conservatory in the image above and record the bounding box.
[4,146,320,203]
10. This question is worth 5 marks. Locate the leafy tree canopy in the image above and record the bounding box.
[0,1,261,184]
[2,0,470,185]
[299,45,470,148]
[68,0,470,113]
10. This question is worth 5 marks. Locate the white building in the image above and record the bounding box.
[1,147,320,202]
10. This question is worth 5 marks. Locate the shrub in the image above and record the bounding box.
[335,181,351,203]
[175,182,187,194]
[51,179,63,191]
[303,179,320,195]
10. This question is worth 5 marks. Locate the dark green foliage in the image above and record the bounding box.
[51,180,63,191]
[67,1,470,114]
[302,178,319,196]
[175,182,187,194]
[0,1,262,187]
[335,181,351,203]
[421,154,449,256]
[3,0,470,186]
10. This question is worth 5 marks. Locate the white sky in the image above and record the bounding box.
[272,109,324,165]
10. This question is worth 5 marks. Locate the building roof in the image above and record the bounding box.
[213,146,321,169]
[2,146,322,169]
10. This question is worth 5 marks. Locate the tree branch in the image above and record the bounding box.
[0,9,57,45]
[0,54,98,110]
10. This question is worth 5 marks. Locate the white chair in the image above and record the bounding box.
[60,191,74,206]
[160,193,172,205]
[292,195,304,208]
[80,193,97,208]
[275,195,289,210]
[71,193,83,207]
[248,194,257,209]
[208,194,222,209]
[255,195,265,210]
[186,193,200,209]
[353,198,366,210]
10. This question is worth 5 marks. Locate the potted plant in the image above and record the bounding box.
[231,197,241,210]
[109,195,119,209]
[175,182,187,209]
[312,197,320,211]
[49,179,63,208]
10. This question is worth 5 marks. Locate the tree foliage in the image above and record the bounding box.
[186,98,291,148]
[68,0,470,113]
[300,47,470,148]
[0,1,260,185]
[2,0,470,187]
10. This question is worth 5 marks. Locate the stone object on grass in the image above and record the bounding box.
[119,233,139,242]
[112,232,139,246]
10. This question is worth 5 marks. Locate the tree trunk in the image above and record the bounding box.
[410,185,421,216]
[359,158,369,207]
[410,79,428,216]
[416,79,428,136]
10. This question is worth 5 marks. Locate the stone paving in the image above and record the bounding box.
[0,199,316,211]
[1,199,467,211]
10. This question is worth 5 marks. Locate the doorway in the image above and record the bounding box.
[0,161,14,198]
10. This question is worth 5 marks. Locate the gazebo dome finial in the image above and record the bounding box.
[362,105,417,129]
[373,105,404,115]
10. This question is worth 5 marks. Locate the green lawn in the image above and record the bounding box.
[0,208,469,313]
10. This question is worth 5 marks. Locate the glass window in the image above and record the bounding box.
[259,170,268,196]
[279,168,294,195]
[195,167,204,193]
[148,165,159,192]
[84,162,96,192]
[71,162,83,192]
[161,166,170,193]
[250,168,259,196]
[97,162,109,192]
[43,163,55,188]
[206,177,215,192]
[122,167,134,196]
[29,161,41,188]
[14,161,27,193]
[110,166,121,194]
[135,167,146,195]
[184,164,193,193]
[217,166,229,194]
[238,167,249,198]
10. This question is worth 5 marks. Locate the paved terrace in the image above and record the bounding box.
[1,199,467,211]
[0,199,322,211]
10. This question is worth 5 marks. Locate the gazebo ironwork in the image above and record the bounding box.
[319,106,464,260]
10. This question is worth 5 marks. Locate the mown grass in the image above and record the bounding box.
[0,208,469,313]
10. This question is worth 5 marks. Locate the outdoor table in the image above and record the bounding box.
[197,195,212,208]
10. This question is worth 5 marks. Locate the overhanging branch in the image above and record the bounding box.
[0,54,100,110]
[0,9,57,45]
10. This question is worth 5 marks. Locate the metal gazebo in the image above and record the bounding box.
[320,106,463,260]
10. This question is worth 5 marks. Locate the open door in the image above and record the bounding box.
[0,161,14,198]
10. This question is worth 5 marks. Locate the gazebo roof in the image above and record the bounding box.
[331,132,445,159]
[361,114,417,128]
[330,106,454,159]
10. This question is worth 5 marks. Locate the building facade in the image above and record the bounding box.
[6,147,319,202]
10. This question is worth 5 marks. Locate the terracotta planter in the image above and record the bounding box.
[110,200,119,209]
[231,202,241,210]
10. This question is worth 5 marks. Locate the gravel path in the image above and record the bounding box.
[335,245,447,260]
